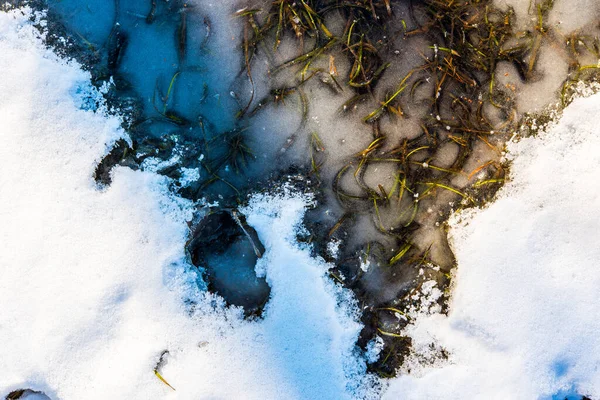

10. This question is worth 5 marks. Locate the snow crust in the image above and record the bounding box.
[0,9,375,399]
[385,93,600,399]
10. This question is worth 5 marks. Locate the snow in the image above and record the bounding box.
[4,3,600,400]
[178,168,200,187]
[385,92,600,399]
[0,8,376,399]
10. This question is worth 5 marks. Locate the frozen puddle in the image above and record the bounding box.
[31,0,600,373]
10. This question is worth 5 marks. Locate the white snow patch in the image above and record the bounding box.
[178,167,200,187]
[365,336,385,364]
[327,238,342,260]
[384,92,600,399]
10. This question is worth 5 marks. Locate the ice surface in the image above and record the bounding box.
[47,0,240,132]
[0,8,377,399]
[44,0,288,202]
[224,0,600,278]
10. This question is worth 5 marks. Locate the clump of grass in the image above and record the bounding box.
[225,129,255,173]
[328,0,534,259]
[235,0,397,114]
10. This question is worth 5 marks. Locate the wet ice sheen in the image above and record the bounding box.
[48,0,236,130]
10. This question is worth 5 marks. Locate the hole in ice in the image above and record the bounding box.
[187,210,270,316]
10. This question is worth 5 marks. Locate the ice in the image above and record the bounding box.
[47,0,240,133]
